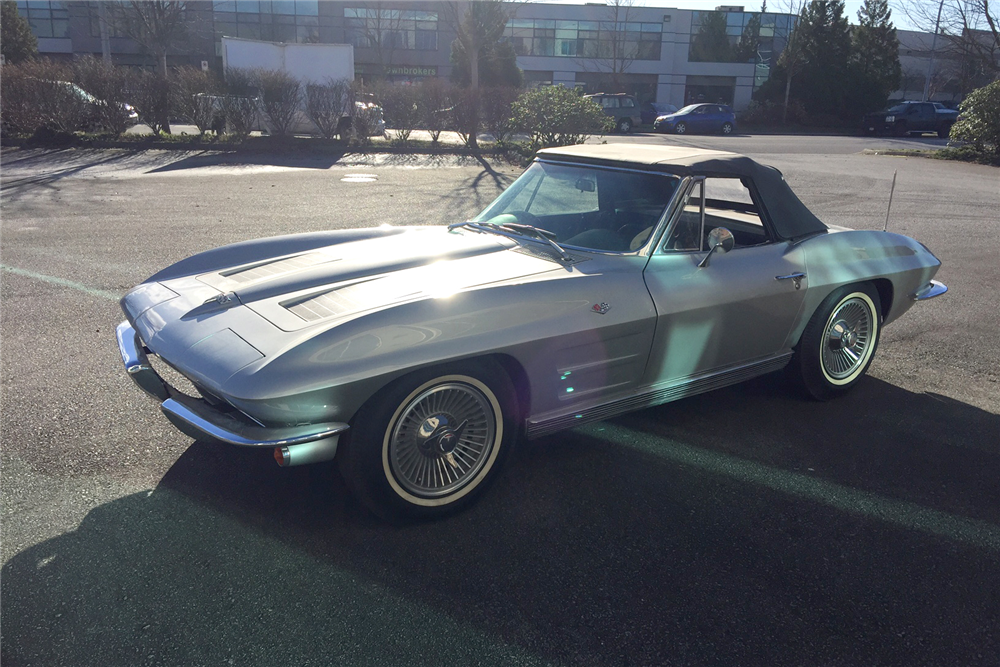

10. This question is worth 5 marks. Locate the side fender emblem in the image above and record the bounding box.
[592,302,611,315]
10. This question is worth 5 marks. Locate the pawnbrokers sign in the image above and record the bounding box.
[386,65,437,77]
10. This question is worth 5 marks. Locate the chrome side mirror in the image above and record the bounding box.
[698,227,735,268]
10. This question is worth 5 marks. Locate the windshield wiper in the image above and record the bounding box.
[499,222,572,262]
[448,220,573,262]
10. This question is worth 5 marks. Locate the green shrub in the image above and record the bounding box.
[950,80,1000,157]
[739,99,807,126]
[510,85,613,149]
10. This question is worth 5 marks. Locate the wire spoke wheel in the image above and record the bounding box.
[821,297,874,381]
[792,284,882,401]
[388,381,497,499]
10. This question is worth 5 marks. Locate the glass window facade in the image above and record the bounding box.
[213,0,319,43]
[344,8,438,51]
[689,9,793,65]
[504,19,661,60]
[87,4,121,38]
[16,1,69,39]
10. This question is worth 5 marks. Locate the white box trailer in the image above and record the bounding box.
[220,37,382,136]
[221,37,355,84]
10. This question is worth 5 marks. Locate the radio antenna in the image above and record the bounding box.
[883,169,897,232]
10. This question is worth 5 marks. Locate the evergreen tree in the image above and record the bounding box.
[849,0,901,113]
[1,1,38,64]
[793,0,852,116]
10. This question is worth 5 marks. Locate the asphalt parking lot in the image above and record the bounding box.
[2,133,999,667]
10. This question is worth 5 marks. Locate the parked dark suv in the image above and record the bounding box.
[862,101,958,138]
[585,93,643,133]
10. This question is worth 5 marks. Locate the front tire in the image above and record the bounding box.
[674,121,687,135]
[792,284,882,400]
[937,123,952,139]
[618,118,632,133]
[339,360,517,521]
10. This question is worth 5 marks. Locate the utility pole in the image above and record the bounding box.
[98,1,111,63]
[921,0,944,101]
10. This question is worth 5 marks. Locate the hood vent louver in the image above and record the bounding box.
[222,252,337,285]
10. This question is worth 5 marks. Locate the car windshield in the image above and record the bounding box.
[887,104,910,113]
[472,162,681,253]
[676,105,699,114]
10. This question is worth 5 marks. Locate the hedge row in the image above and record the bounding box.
[1,57,614,149]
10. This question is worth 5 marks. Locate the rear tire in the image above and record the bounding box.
[721,122,733,135]
[791,284,882,400]
[339,359,518,522]
[618,118,632,133]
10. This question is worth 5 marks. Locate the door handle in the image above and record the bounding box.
[775,272,806,289]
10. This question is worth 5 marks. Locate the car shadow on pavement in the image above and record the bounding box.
[3,376,999,666]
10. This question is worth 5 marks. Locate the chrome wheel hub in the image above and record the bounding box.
[822,298,873,380]
[389,382,496,498]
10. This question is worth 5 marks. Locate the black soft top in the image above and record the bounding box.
[536,144,828,241]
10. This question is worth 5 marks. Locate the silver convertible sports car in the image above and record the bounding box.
[117,145,947,520]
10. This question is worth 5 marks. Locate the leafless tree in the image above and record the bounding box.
[172,66,220,134]
[418,78,451,143]
[374,81,421,143]
[443,0,520,148]
[106,1,190,78]
[305,78,352,139]
[346,82,384,145]
[481,86,520,143]
[220,68,261,140]
[254,69,301,137]
[351,2,406,79]
[73,56,134,136]
[774,0,807,123]
[896,0,999,94]
[589,0,638,92]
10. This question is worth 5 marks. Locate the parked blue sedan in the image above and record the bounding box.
[654,104,737,135]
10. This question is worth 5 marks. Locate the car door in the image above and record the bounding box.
[702,105,721,132]
[687,106,708,132]
[915,103,935,131]
[641,177,808,385]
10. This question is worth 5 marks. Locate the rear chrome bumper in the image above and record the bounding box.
[115,321,348,449]
[912,279,948,301]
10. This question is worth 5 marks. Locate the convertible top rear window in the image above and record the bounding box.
[473,162,681,253]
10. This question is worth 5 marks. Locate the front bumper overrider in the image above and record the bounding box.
[116,321,348,463]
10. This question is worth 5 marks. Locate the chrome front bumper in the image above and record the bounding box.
[116,321,349,450]
[912,279,948,301]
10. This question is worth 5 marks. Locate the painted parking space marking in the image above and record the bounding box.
[0,264,123,302]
